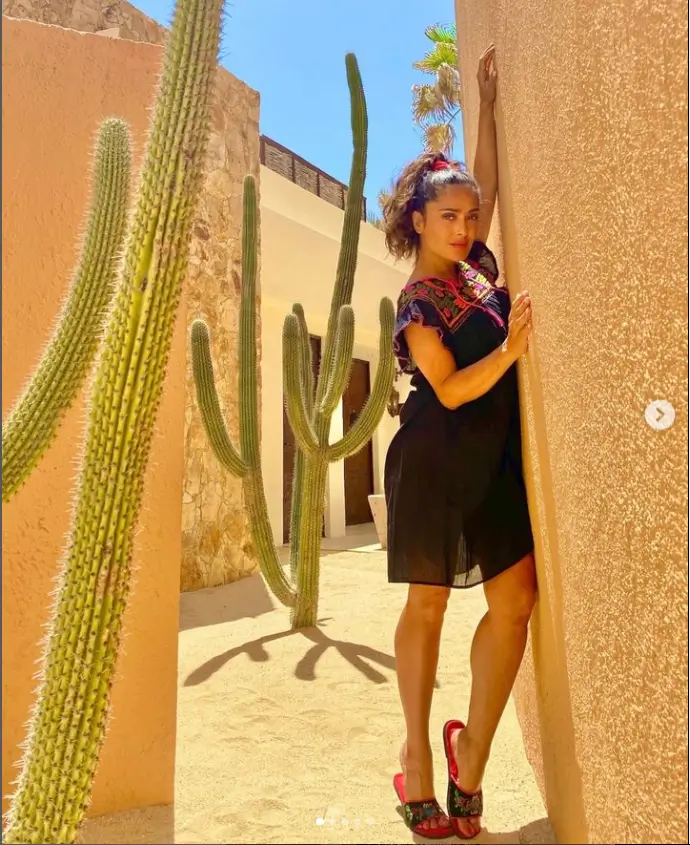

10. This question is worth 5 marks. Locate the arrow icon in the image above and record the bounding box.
[646,400,675,431]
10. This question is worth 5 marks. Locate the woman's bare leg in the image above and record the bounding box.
[450,552,537,837]
[395,583,451,831]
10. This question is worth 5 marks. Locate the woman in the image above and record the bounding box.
[382,44,537,840]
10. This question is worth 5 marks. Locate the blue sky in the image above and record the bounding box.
[132,0,465,214]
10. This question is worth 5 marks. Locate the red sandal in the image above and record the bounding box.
[392,771,455,840]
[442,719,484,840]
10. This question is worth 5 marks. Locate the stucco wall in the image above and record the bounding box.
[1,16,185,819]
[259,165,413,544]
[3,0,262,592]
[454,2,688,843]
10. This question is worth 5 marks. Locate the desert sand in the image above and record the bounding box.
[82,526,555,845]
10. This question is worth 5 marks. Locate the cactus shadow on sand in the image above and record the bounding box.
[182,625,442,689]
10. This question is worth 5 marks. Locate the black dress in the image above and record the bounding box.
[384,240,534,589]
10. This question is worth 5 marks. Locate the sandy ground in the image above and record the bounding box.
[82,527,555,845]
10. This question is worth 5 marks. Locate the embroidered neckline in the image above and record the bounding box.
[398,261,505,335]
[406,257,500,294]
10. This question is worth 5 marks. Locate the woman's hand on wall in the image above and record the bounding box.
[477,43,498,105]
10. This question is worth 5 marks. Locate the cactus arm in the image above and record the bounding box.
[243,469,296,607]
[191,321,248,477]
[287,304,314,580]
[237,178,297,605]
[288,447,304,581]
[314,53,367,407]
[191,175,295,608]
[283,315,320,456]
[327,297,396,462]
[2,1,226,841]
[237,175,261,471]
[191,325,295,606]
[1,118,131,504]
[292,303,315,417]
[319,304,355,417]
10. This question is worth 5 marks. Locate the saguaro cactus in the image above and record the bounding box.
[191,53,396,630]
[1,117,131,503]
[2,0,224,841]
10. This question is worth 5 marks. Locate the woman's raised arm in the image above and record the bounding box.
[473,44,498,243]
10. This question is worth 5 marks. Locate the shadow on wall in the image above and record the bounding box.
[494,108,588,844]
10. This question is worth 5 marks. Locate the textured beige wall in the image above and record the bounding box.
[454,2,688,843]
[1,16,185,818]
[3,0,262,592]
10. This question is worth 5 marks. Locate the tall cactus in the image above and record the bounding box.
[1,117,131,503]
[2,0,224,841]
[191,53,396,630]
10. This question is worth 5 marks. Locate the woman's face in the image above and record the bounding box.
[413,184,480,265]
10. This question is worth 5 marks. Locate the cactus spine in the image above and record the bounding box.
[1,118,131,503]
[191,53,396,630]
[2,0,224,841]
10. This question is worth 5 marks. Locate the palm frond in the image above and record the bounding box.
[435,63,462,108]
[413,41,457,75]
[424,23,457,44]
[411,82,448,125]
[423,122,455,155]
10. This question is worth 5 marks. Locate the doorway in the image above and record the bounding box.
[342,357,375,526]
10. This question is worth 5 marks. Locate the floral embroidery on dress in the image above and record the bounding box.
[466,242,499,284]
[392,243,506,376]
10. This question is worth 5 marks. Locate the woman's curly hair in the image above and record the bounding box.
[380,151,482,261]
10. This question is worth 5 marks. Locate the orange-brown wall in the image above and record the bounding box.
[4,0,264,595]
[454,2,688,843]
[1,17,187,818]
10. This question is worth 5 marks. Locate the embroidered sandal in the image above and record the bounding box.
[442,720,484,840]
[392,772,454,839]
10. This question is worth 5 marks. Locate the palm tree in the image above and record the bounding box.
[411,23,462,155]
[374,24,462,222]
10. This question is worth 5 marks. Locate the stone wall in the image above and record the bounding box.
[3,0,262,589]
[181,72,262,590]
[2,0,168,43]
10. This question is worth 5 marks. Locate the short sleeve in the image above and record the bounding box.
[466,240,500,285]
[392,293,447,375]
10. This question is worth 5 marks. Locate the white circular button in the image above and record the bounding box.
[645,400,675,430]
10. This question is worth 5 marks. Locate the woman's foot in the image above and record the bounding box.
[443,721,485,839]
[395,742,453,838]
[400,742,438,800]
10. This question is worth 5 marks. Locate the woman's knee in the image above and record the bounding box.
[485,552,537,625]
[406,584,451,622]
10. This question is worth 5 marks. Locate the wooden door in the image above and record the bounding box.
[283,335,322,544]
[342,358,375,525]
